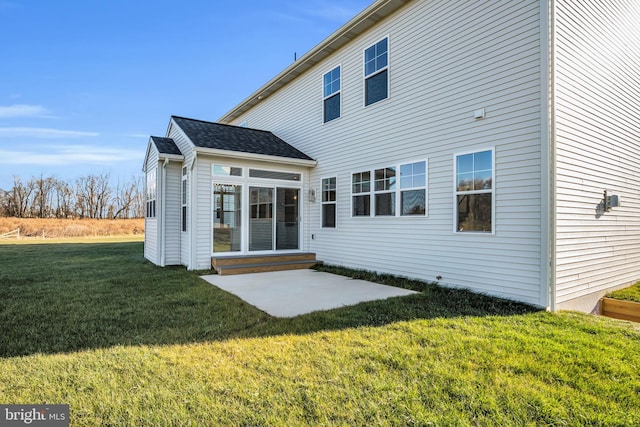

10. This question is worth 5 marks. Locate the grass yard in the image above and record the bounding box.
[1,240,639,426]
[607,281,640,303]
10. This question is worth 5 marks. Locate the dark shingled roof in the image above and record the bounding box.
[150,136,182,156]
[172,116,313,161]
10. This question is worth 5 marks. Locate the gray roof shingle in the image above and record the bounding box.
[172,116,313,161]
[150,136,182,156]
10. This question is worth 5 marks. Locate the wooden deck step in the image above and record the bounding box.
[212,253,321,275]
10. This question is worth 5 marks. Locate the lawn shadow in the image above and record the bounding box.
[0,242,540,358]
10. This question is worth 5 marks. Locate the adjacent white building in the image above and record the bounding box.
[143,0,640,313]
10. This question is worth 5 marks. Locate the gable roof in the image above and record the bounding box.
[150,136,182,156]
[171,116,314,161]
[218,0,410,123]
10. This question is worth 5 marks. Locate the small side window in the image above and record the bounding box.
[181,167,188,232]
[321,177,337,227]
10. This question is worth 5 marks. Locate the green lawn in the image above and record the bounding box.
[1,240,639,426]
[607,281,640,303]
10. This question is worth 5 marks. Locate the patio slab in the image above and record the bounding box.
[200,269,418,317]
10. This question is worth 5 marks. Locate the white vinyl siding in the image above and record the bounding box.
[553,0,640,307]
[143,149,159,265]
[167,122,195,267]
[227,0,545,305]
[192,157,213,270]
[163,162,182,265]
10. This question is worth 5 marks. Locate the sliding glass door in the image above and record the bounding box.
[249,187,274,251]
[275,187,299,250]
[249,186,299,251]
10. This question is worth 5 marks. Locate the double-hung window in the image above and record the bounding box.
[455,149,494,232]
[400,161,426,215]
[352,160,426,217]
[323,66,341,123]
[374,167,396,216]
[364,37,389,106]
[321,177,337,228]
[181,166,188,232]
[352,171,371,216]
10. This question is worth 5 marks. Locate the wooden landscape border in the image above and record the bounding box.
[600,297,640,323]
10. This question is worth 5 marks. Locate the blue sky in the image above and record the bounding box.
[0,0,372,190]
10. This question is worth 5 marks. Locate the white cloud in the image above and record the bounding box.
[0,144,142,166]
[0,104,52,118]
[0,127,99,138]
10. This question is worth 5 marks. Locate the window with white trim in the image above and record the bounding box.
[374,167,396,216]
[352,160,426,217]
[213,165,242,176]
[181,166,187,232]
[400,161,426,215]
[323,66,341,123]
[364,37,388,106]
[321,177,337,228]
[352,171,371,216]
[455,149,493,232]
[146,167,157,218]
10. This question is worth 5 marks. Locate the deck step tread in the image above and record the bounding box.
[212,253,317,268]
[212,253,320,275]
[215,260,322,276]
[218,260,318,269]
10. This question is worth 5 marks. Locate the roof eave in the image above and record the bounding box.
[159,153,185,161]
[218,0,410,124]
[194,147,317,167]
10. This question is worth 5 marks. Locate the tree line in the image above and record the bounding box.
[0,173,144,219]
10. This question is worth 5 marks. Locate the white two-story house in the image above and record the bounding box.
[143,0,640,313]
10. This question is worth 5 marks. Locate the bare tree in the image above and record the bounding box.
[75,173,111,219]
[0,188,10,217]
[8,176,35,218]
[32,174,57,218]
[54,179,75,218]
[130,175,145,218]
[111,177,140,219]
[0,172,146,219]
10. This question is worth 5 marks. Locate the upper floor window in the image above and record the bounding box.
[455,149,493,233]
[364,37,388,106]
[323,66,341,123]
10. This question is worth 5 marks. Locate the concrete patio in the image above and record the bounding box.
[201,269,418,317]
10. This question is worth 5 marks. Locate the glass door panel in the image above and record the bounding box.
[249,187,274,251]
[213,184,242,253]
[276,188,299,250]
